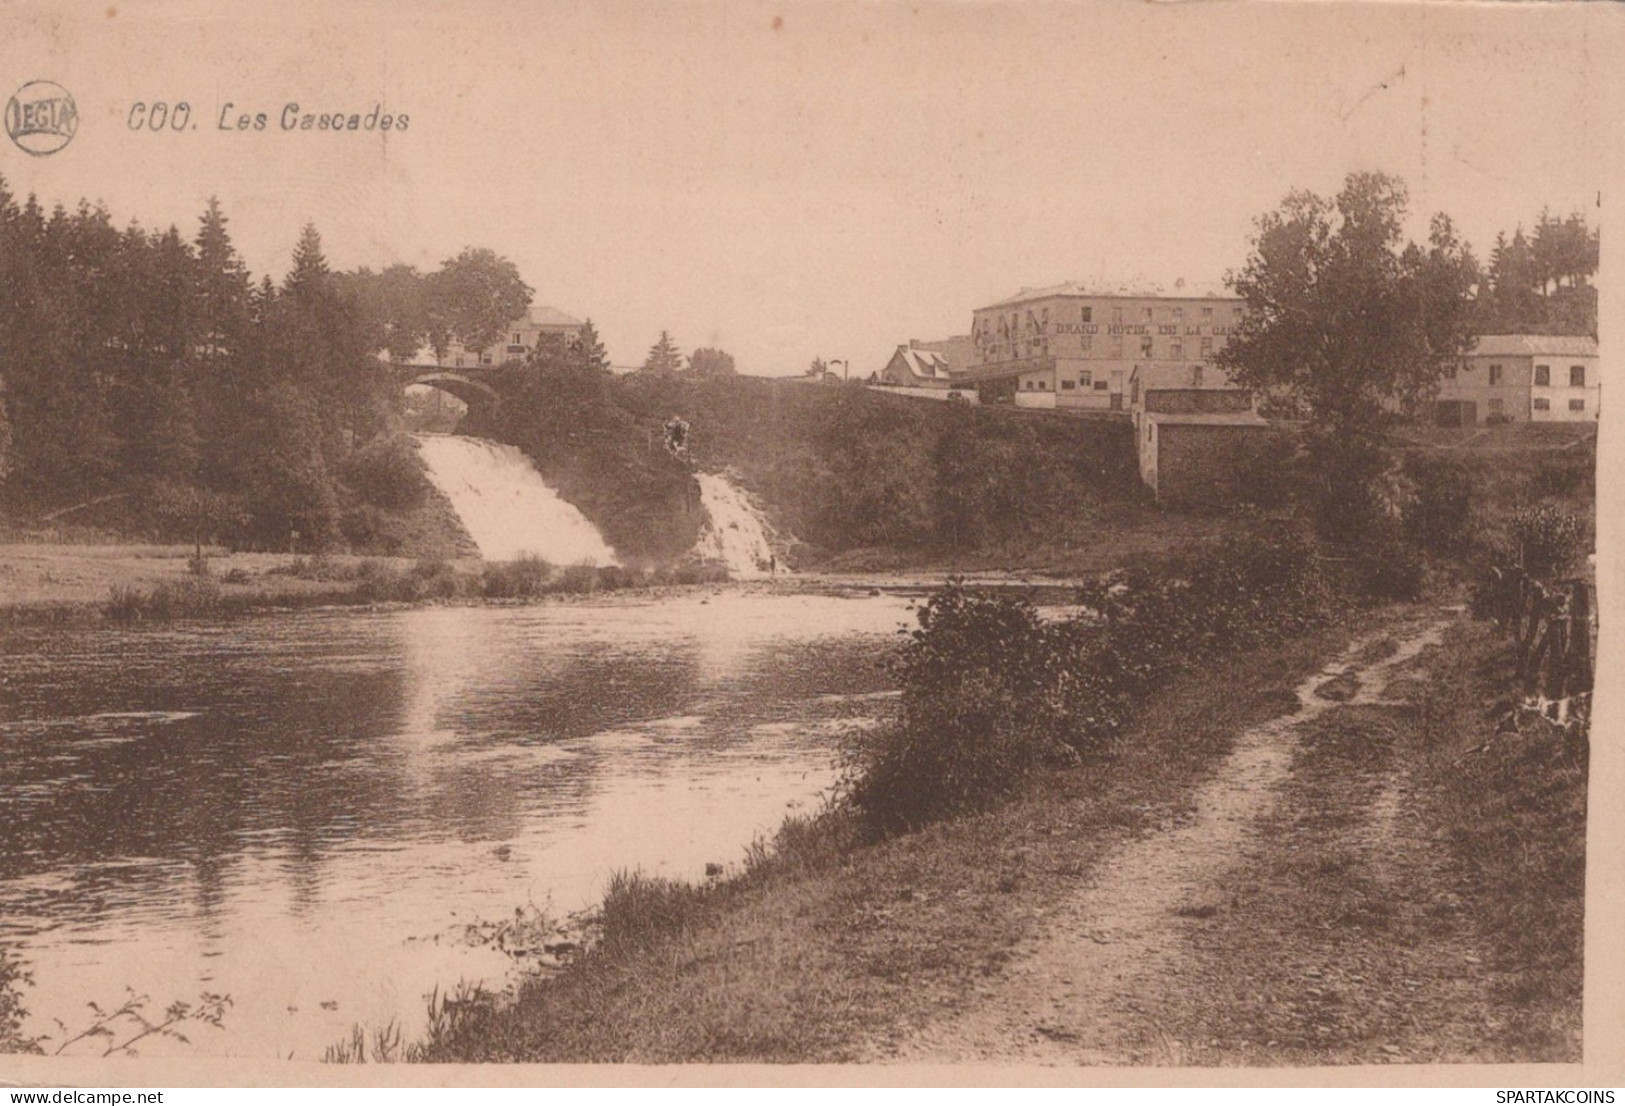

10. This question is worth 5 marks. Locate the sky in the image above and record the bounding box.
[0,0,1616,375]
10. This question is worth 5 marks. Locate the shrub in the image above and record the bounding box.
[841,536,1337,837]
[1403,454,1476,554]
[1531,445,1595,502]
[555,563,600,594]
[481,554,552,599]
[1353,540,1426,602]
[1510,505,1585,578]
[102,578,225,622]
[341,435,429,512]
[841,585,1075,834]
[340,504,407,555]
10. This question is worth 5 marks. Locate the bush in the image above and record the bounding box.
[841,536,1338,836]
[1404,454,1475,554]
[481,554,552,598]
[1510,505,1585,578]
[340,504,407,555]
[841,586,1073,834]
[1353,540,1426,602]
[341,435,429,512]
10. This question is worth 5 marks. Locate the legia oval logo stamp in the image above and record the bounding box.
[6,80,78,156]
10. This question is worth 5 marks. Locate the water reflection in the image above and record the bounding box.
[0,590,912,1058]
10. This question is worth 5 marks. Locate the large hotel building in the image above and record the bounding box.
[962,281,1247,411]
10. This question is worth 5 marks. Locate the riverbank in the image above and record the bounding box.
[0,543,749,625]
[0,541,1115,626]
[399,601,1581,1065]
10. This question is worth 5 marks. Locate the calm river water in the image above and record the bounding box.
[0,589,914,1060]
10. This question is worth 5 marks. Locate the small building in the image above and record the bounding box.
[395,306,587,370]
[1139,410,1275,506]
[1427,334,1599,425]
[878,336,975,388]
[1131,363,1273,506]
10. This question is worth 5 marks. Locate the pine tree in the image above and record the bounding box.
[576,318,611,373]
[642,330,683,375]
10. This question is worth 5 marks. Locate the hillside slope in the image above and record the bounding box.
[472,372,1143,568]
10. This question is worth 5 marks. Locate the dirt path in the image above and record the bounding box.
[878,614,1455,1065]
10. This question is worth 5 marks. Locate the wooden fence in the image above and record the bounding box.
[1483,564,1596,727]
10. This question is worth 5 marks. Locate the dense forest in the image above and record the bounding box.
[0,177,532,550]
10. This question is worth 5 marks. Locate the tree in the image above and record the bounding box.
[807,357,829,378]
[423,248,532,358]
[642,331,684,376]
[576,318,611,373]
[339,263,428,363]
[1218,172,1476,541]
[687,347,736,378]
[1220,172,1476,434]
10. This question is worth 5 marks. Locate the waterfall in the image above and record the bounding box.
[414,434,618,564]
[693,472,783,578]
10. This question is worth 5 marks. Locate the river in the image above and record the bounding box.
[0,589,914,1060]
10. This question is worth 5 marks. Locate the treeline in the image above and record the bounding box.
[1473,209,1599,336]
[0,177,532,550]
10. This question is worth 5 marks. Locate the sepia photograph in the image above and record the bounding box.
[0,0,1615,1086]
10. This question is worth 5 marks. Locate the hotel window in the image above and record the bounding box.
[1170,341,1183,360]
[481,353,493,365]
[1200,337,1213,356]
[1061,379,1076,390]
[1173,307,1183,323]
[454,355,465,368]
[1039,379,1048,390]
[1080,335,1093,352]
[1202,306,1213,320]
[1232,306,1243,321]
[1112,306,1124,324]
[1570,398,1586,411]
[513,333,522,345]
[1094,380,1108,391]
[1192,365,1204,387]
[1488,364,1502,385]
[1080,370,1093,386]
[1081,306,1092,323]
[1571,365,1586,386]
[1535,364,1551,386]
[1534,398,1551,411]
[1111,337,1124,357]
[1144,307,1155,322]
[1140,336,1154,356]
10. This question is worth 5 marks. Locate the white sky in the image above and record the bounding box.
[0,0,1615,375]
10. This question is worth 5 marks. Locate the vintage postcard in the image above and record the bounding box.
[0,0,1618,1089]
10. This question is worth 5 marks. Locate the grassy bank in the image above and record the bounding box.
[380,600,1582,1065]
[404,620,1362,1063]
[0,545,732,627]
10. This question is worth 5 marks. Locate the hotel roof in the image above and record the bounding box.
[1468,334,1598,358]
[979,280,1237,310]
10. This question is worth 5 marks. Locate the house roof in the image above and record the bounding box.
[527,305,584,328]
[979,280,1237,310]
[1129,362,1247,389]
[895,347,953,379]
[1469,334,1597,358]
[1146,410,1269,427]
